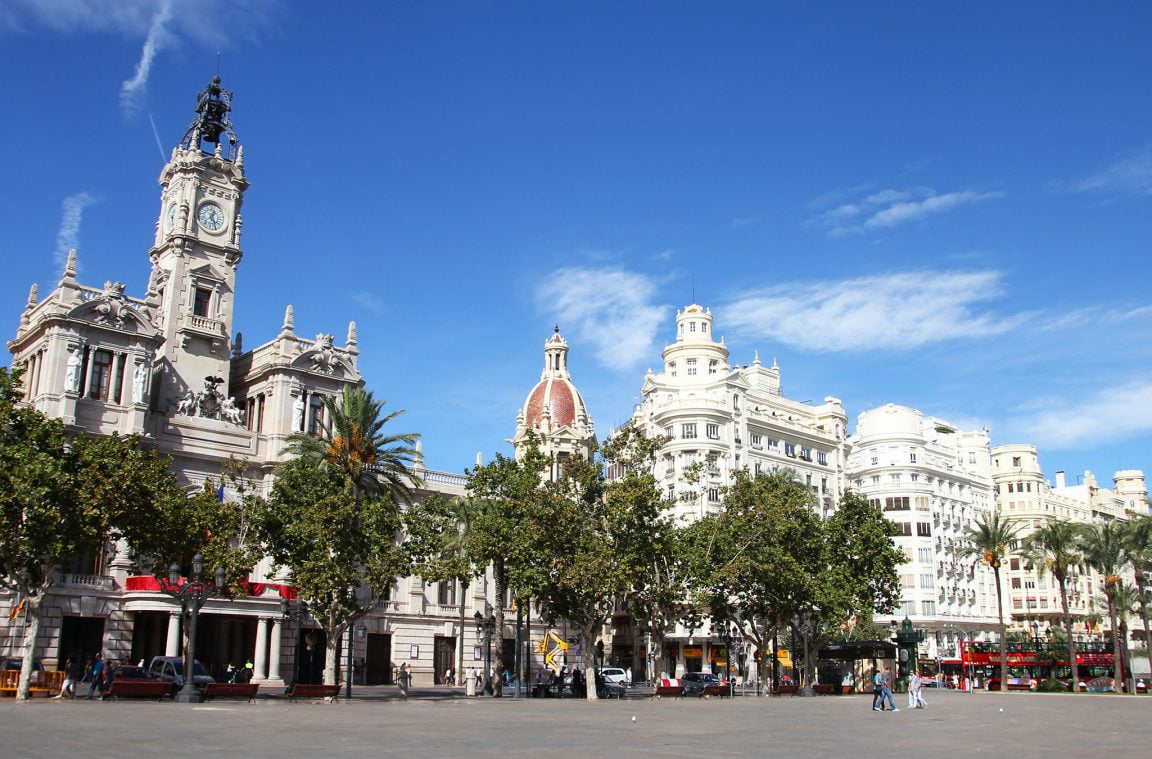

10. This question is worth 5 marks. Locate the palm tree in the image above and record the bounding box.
[960,510,1021,690]
[1023,519,1085,690]
[287,385,421,504]
[1080,521,1126,693]
[1119,514,1152,668]
[1111,581,1142,693]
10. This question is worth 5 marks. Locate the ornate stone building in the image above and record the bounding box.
[1,77,500,689]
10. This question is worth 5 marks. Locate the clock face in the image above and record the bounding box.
[165,204,177,231]
[197,202,225,232]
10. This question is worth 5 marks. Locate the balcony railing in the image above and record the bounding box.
[53,573,116,591]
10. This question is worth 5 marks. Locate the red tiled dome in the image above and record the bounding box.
[524,378,581,429]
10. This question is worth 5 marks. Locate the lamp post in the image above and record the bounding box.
[474,609,495,696]
[790,607,819,697]
[943,622,977,693]
[161,553,226,703]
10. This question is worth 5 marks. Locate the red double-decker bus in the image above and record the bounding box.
[960,640,1117,691]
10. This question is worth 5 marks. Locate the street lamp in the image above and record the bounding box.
[894,617,925,693]
[790,607,819,697]
[474,609,496,696]
[161,553,226,703]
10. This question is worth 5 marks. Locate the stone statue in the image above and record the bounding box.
[293,395,305,432]
[176,390,197,416]
[65,348,82,393]
[220,397,244,425]
[132,362,147,405]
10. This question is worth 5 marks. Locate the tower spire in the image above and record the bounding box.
[180,75,239,159]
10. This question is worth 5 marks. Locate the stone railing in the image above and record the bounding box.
[188,314,223,333]
[53,573,116,591]
[411,467,468,489]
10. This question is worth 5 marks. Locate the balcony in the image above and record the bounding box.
[53,573,116,592]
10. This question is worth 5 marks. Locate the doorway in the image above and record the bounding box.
[58,616,104,671]
[434,636,456,685]
[294,628,327,685]
[365,633,392,685]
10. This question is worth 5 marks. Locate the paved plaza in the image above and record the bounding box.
[1,688,1148,757]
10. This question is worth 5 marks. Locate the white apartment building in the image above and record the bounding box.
[991,444,1148,645]
[846,403,1000,661]
[629,303,849,524]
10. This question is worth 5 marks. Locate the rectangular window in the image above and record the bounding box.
[917,547,934,563]
[706,423,720,439]
[669,363,677,377]
[751,433,762,448]
[916,522,932,537]
[901,574,916,589]
[901,600,917,616]
[1012,456,1021,467]
[800,447,812,461]
[920,574,935,589]
[1009,558,1020,571]
[820,477,827,494]
[914,496,930,511]
[896,523,913,536]
[193,287,212,318]
[884,497,910,511]
[682,423,697,439]
[910,452,918,463]
[1011,577,1021,589]
[708,360,718,375]
[871,456,879,465]
[754,462,762,475]
[89,350,113,400]
[921,601,936,616]
[437,580,457,606]
[707,487,719,502]
[969,452,977,464]
[817,451,828,465]
[686,358,697,375]
[784,442,796,457]
[666,485,675,503]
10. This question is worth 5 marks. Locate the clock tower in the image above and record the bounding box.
[146,76,248,412]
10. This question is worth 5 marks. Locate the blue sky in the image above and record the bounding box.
[2,1,1150,487]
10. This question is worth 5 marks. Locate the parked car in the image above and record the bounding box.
[681,672,722,695]
[110,665,155,681]
[147,656,214,694]
[0,658,43,671]
[598,667,628,686]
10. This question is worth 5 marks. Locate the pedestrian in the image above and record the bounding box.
[444,666,453,686]
[871,668,885,711]
[54,656,78,699]
[85,653,105,700]
[911,671,927,709]
[880,667,899,711]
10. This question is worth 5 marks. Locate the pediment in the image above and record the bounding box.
[67,295,158,337]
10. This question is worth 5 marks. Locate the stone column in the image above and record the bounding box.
[252,618,269,682]
[165,613,181,657]
[266,619,285,687]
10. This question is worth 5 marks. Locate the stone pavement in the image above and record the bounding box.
[1,688,1148,757]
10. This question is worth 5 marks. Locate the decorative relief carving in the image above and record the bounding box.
[173,375,245,426]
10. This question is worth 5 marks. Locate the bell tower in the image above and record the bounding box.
[147,76,249,412]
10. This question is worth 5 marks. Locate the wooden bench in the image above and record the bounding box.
[201,682,260,703]
[286,683,341,702]
[775,684,799,696]
[812,683,836,695]
[105,679,171,701]
[651,680,685,700]
[699,683,729,698]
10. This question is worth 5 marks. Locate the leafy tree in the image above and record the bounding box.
[959,510,1021,691]
[1022,519,1086,690]
[1080,520,1127,693]
[260,458,408,686]
[818,490,903,644]
[0,366,188,700]
[680,470,824,693]
[462,442,550,697]
[286,385,420,504]
[515,425,674,700]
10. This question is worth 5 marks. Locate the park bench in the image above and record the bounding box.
[104,679,171,701]
[698,683,729,698]
[774,684,799,696]
[202,682,260,703]
[812,684,836,695]
[651,679,685,700]
[286,683,341,702]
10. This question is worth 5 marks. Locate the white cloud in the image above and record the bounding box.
[352,292,386,314]
[54,192,98,271]
[1076,144,1152,196]
[1009,380,1152,449]
[812,186,1003,236]
[119,0,175,116]
[536,267,668,371]
[718,270,1024,352]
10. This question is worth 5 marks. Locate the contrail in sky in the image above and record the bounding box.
[119,0,175,116]
[54,192,98,272]
[148,112,167,160]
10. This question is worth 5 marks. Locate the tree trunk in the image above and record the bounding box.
[323,605,342,688]
[491,559,505,697]
[457,578,467,687]
[1107,592,1122,693]
[994,565,1009,691]
[582,619,600,701]
[1057,573,1079,691]
[15,593,43,701]
[1135,572,1151,668]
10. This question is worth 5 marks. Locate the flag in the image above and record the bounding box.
[217,484,225,502]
